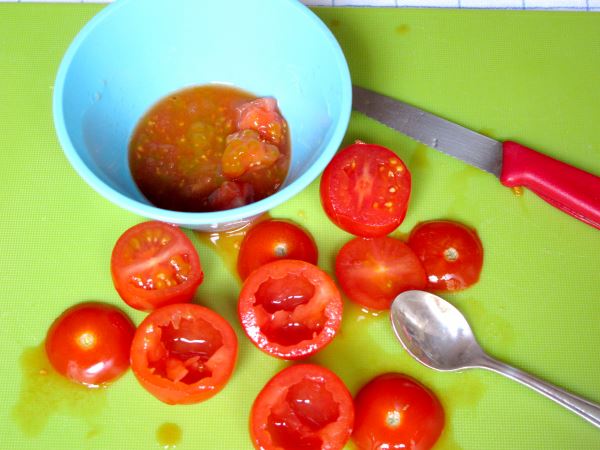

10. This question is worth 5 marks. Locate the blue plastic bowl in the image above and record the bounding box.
[53,0,351,231]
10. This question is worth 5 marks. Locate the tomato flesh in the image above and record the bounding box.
[111,221,203,311]
[238,259,342,359]
[408,220,484,291]
[130,303,237,404]
[335,236,427,310]
[237,219,318,280]
[320,143,411,237]
[237,97,287,145]
[353,373,444,450]
[222,129,281,178]
[251,364,354,450]
[45,303,135,387]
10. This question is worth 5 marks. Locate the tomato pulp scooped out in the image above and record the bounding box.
[238,259,342,360]
[250,364,354,450]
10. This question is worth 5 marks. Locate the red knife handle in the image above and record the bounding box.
[500,141,600,230]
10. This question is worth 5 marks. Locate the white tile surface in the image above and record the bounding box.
[0,0,595,9]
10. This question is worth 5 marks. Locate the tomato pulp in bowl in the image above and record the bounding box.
[53,0,351,231]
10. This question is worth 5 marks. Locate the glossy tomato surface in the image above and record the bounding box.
[408,220,484,291]
[238,259,342,360]
[250,364,354,450]
[335,237,427,310]
[237,219,318,280]
[45,302,135,387]
[320,142,411,237]
[353,373,444,450]
[130,303,238,405]
[110,221,203,311]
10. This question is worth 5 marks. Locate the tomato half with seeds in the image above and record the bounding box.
[237,219,318,280]
[320,142,411,237]
[353,373,444,450]
[111,221,204,311]
[238,259,342,360]
[250,364,354,450]
[130,303,237,405]
[335,236,427,310]
[45,302,135,387]
[408,220,484,291]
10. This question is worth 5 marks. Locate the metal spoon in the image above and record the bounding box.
[390,290,600,428]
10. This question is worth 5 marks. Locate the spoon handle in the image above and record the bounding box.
[478,355,600,429]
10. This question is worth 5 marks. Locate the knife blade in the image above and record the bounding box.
[352,85,600,230]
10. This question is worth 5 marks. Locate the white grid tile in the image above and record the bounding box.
[0,0,595,9]
[461,0,524,7]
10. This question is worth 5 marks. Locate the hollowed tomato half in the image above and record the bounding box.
[250,364,354,450]
[238,260,342,360]
[130,303,237,404]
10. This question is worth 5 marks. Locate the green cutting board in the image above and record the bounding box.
[1,4,600,450]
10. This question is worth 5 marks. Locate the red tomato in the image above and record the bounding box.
[250,364,354,450]
[353,373,444,450]
[45,303,135,387]
[237,219,318,280]
[238,259,342,360]
[130,303,238,405]
[408,220,484,291]
[110,221,204,311]
[237,97,287,145]
[207,180,255,211]
[320,142,411,237]
[335,237,427,310]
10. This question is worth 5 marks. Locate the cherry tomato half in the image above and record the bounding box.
[237,219,318,280]
[111,221,204,311]
[250,364,354,450]
[320,142,411,237]
[353,373,444,450]
[45,302,135,387]
[335,237,427,310]
[130,303,238,405]
[408,220,484,291]
[238,259,342,360]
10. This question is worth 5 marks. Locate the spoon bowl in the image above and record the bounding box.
[390,290,487,371]
[390,290,600,429]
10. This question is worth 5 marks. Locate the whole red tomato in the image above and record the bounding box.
[353,373,445,450]
[45,302,135,387]
[408,220,484,291]
[237,219,318,280]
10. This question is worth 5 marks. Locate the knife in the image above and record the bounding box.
[352,85,600,230]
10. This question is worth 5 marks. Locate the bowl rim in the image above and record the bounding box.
[52,0,352,226]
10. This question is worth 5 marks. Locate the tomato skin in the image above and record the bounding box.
[335,237,427,310]
[237,219,318,280]
[407,220,484,291]
[352,373,444,450]
[45,303,135,387]
[238,259,342,360]
[320,143,411,237]
[110,221,204,311]
[250,364,354,450]
[130,303,238,405]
